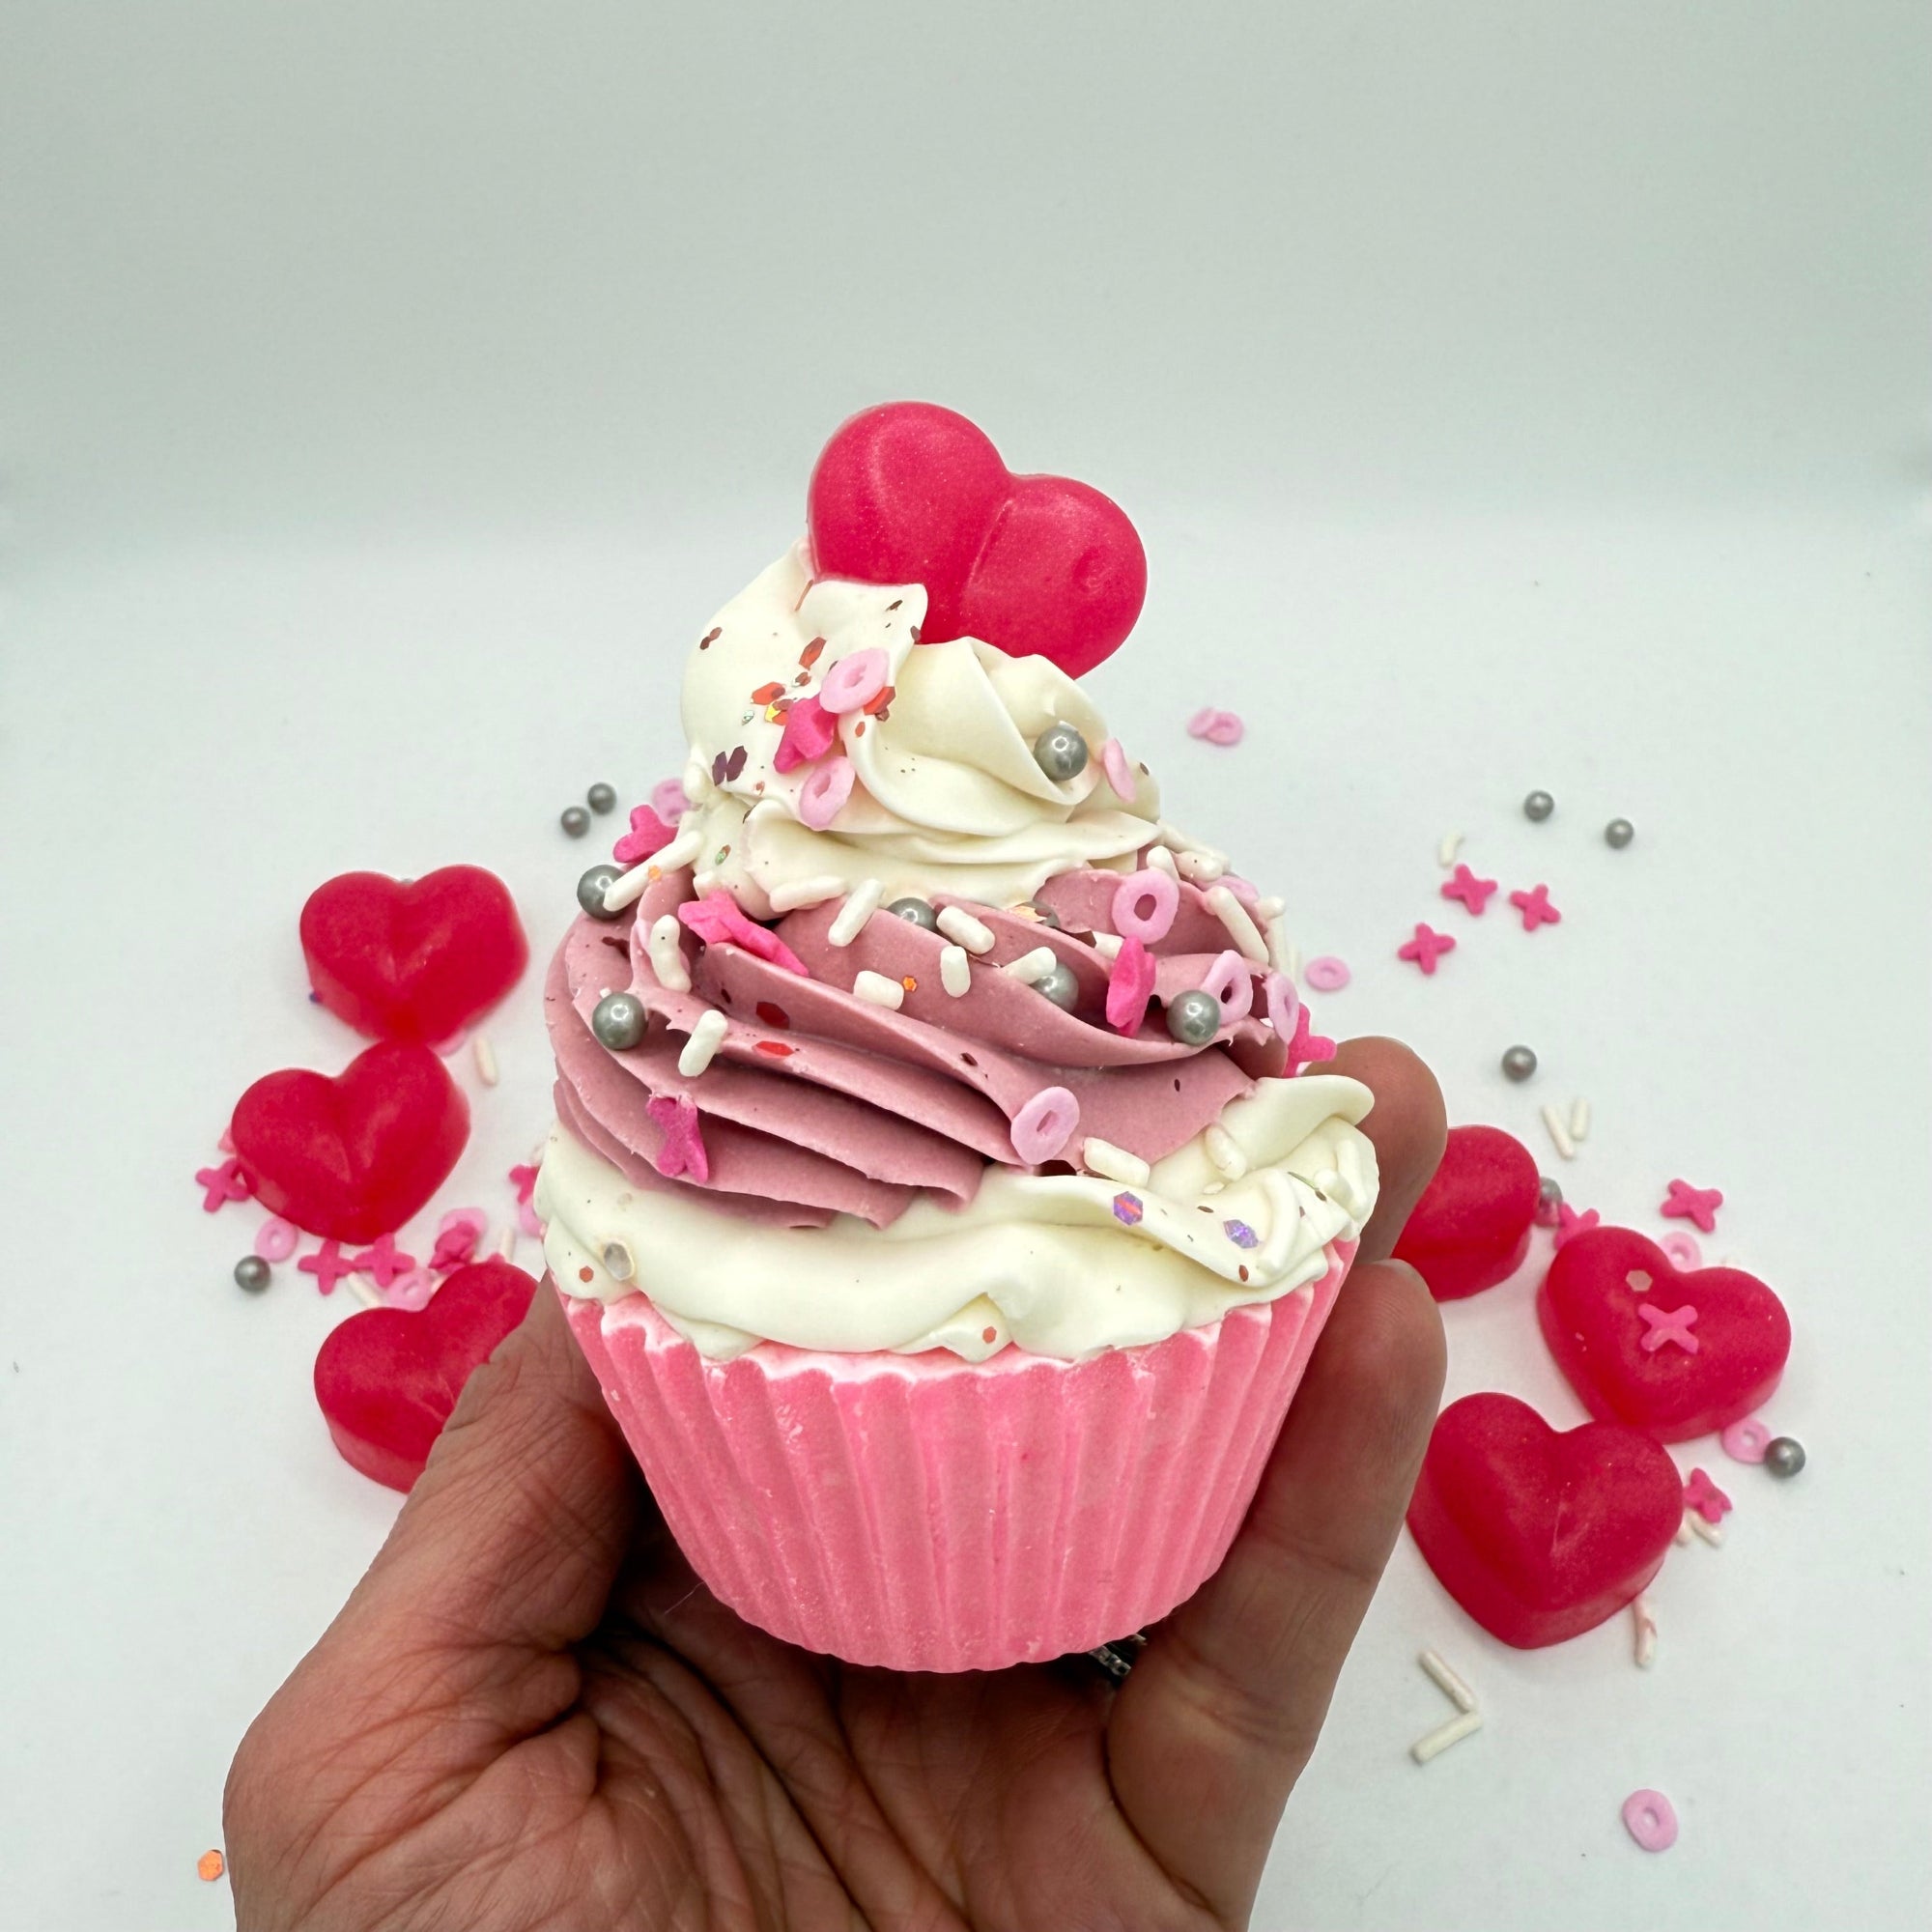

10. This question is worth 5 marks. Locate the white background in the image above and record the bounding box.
[2,5,1927,1929]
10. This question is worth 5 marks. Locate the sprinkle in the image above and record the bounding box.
[1437,831,1463,867]
[936,905,995,954]
[1439,864,1498,915]
[1410,1709,1482,1765]
[1089,929,1123,960]
[197,1850,225,1883]
[472,1034,498,1087]
[1113,867,1179,944]
[1622,1789,1679,1853]
[650,778,690,821]
[612,804,675,866]
[853,970,905,1009]
[1508,883,1562,931]
[1632,1594,1658,1668]
[1206,885,1270,964]
[1083,1137,1151,1186]
[1223,1218,1260,1250]
[605,826,702,910]
[1662,1179,1724,1233]
[253,1216,298,1263]
[1186,707,1245,746]
[677,1008,729,1076]
[1674,1516,1695,1546]
[829,877,884,946]
[1011,1086,1080,1163]
[1690,1509,1726,1548]
[1175,848,1226,884]
[1554,1202,1600,1249]
[939,944,972,995]
[1660,1230,1703,1269]
[344,1274,385,1310]
[1252,894,1285,919]
[508,1163,539,1205]
[496,1225,518,1263]
[768,874,846,913]
[194,1158,252,1212]
[648,914,692,992]
[1197,948,1256,1024]
[1145,842,1179,880]
[1569,1094,1591,1142]
[797,755,855,829]
[1272,926,1299,979]
[1638,1302,1700,1354]
[1002,946,1060,984]
[773,695,837,773]
[1539,1104,1577,1162]
[819,646,889,713]
[1721,1417,1771,1463]
[1262,970,1299,1042]
[1100,935,1153,1034]
[1419,1649,1478,1713]
[1205,1122,1249,1179]
[645,1093,709,1180]
[1301,955,1350,993]
[298,1239,355,1296]
[1684,1468,1732,1523]
[1098,736,1137,802]
[1397,923,1457,975]
[679,891,809,975]
[1157,820,1230,866]
[385,1266,437,1311]
[1112,1190,1145,1226]
[347,1233,415,1289]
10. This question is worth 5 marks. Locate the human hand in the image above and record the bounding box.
[225,1037,1446,1931]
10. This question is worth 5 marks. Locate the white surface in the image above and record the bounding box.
[2,3,1929,1927]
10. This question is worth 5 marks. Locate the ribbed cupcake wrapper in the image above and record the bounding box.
[565,1244,1354,1672]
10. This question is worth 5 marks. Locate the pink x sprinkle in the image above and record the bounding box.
[646,1093,710,1181]
[1638,1301,1700,1354]
[347,1233,416,1290]
[1106,935,1155,1035]
[678,891,809,976]
[1683,1468,1733,1523]
[429,1224,479,1271]
[1397,923,1457,975]
[1285,1004,1336,1068]
[1553,1203,1601,1250]
[1508,884,1562,931]
[194,1158,252,1212]
[1662,1179,1723,1233]
[773,694,837,774]
[508,1163,539,1206]
[612,805,675,866]
[298,1239,355,1296]
[1439,864,1498,915]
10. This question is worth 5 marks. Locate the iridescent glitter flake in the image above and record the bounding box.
[1223,1218,1260,1249]
[1112,1191,1145,1227]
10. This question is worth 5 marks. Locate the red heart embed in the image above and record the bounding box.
[807,401,1147,677]
[313,1259,537,1491]
[230,1040,469,1243]
[300,866,527,1046]
[1538,1225,1790,1441]
[1392,1123,1540,1301]
[1407,1392,1684,1649]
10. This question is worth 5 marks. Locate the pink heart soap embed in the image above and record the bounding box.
[1407,1392,1685,1649]
[314,1259,537,1492]
[1392,1123,1540,1301]
[807,401,1147,677]
[1537,1224,1790,1441]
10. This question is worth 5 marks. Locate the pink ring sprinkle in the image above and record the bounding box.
[650,778,690,822]
[1621,1790,1678,1854]
[1099,736,1136,801]
[1263,970,1300,1041]
[797,755,855,831]
[384,1267,438,1312]
[1303,955,1350,992]
[1196,950,1254,1025]
[1721,1418,1772,1463]
[819,647,889,715]
[1659,1231,1703,1269]
[1011,1087,1080,1164]
[439,1206,489,1238]
[1112,867,1179,944]
[253,1216,298,1263]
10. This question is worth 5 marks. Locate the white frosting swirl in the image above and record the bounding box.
[679,547,1159,916]
[537,1072,1377,1362]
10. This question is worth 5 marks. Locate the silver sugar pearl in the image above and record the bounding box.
[1166,988,1222,1045]
[591,990,648,1051]
[1523,789,1555,822]
[233,1255,271,1293]
[1764,1436,1806,1479]
[1034,722,1090,782]
[886,895,940,931]
[1028,901,1063,929]
[601,1240,635,1281]
[1035,961,1080,1010]
[1501,1043,1538,1082]
[587,781,618,815]
[1605,816,1634,849]
[1539,1176,1563,1208]
[560,804,592,838]
[577,864,625,920]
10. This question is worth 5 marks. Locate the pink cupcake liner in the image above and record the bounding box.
[564,1242,1354,1672]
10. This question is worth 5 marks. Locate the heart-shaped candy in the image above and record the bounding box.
[1392,1123,1540,1301]
[1538,1225,1790,1442]
[1407,1392,1684,1649]
[231,1040,469,1243]
[300,866,527,1046]
[807,402,1147,677]
[313,1259,536,1491]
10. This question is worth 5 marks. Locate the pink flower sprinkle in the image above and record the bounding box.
[1106,935,1156,1034]
[1011,1087,1080,1164]
[797,754,855,831]
[678,891,809,976]
[774,694,838,774]
[646,1093,710,1181]
[612,805,675,865]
